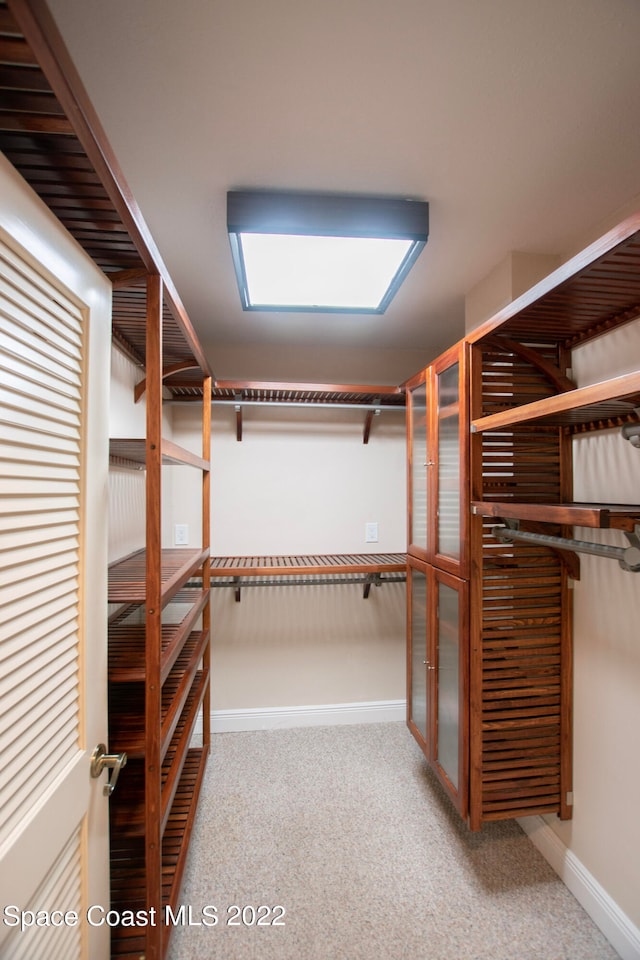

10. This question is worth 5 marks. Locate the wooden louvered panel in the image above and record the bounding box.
[470,339,571,827]
[480,534,563,821]
[480,342,561,416]
[480,428,562,504]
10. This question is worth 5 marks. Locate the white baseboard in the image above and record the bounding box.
[201,699,406,734]
[518,815,640,960]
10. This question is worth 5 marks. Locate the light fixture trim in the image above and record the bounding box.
[227,190,429,314]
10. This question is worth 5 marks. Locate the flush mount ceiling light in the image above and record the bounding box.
[227,190,429,313]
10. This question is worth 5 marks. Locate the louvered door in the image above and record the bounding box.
[0,161,111,960]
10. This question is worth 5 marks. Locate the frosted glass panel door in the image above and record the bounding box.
[430,568,467,817]
[409,565,428,745]
[436,361,460,560]
[410,381,428,552]
[435,579,460,789]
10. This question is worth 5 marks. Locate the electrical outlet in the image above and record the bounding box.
[365,521,379,543]
[174,523,189,546]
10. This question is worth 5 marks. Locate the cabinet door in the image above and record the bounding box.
[407,375,429,558]
[407,560,429,751]
[430,342,469,577]
[406,561,468,819]
[431,569,468,818]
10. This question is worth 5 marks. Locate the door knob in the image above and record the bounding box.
[90,743,127,796]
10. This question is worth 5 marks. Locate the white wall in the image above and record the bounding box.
[108,346,146,563]
[108,345,176,562]
[165,401,407,710]
[539,316,640,931]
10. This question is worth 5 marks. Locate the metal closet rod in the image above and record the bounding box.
[210,399,407,411]
[493,523,640,573]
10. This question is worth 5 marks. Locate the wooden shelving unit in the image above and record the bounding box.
[404,211,640,831]
[107,344,211,960]
[0,6,215,956]
[464,215,640,830]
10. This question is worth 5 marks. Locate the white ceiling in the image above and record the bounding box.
[47,0,640,375]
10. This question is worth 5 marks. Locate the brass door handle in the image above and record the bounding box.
[90,743,127,796]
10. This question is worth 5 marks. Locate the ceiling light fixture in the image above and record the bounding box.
[227,190,429,314]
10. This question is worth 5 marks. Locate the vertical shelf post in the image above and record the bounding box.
[202,375,212,752]
[145,272,164,960]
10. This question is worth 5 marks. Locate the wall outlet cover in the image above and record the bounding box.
[365,522,379,543]
[174,523,189,545]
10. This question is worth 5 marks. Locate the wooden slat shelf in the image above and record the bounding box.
[109,437,210,471]
[0,0,213,378]
[467,211,640,349]
[472,501,640,530]
[108,588,209,683]
[471,370,640,433]
[209,552,406,577]
[109,747,208,959]
[108,548,210,605]
[109,632,209,759]
[110,671,208,839]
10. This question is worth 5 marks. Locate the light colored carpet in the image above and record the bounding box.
[166,722,618,960]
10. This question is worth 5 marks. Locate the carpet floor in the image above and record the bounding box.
[166,722,618,960]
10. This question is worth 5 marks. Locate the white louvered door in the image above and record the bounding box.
[0,157,111,960]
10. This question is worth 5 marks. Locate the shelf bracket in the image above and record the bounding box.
[234,393,243,442]
[493,519,640,573]
[363,572,382,598]
[363,399,381,444]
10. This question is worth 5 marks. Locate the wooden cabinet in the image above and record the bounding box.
[406,341,470,817]
[408,214,640,830]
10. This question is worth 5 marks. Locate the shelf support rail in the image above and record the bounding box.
[493,519,640,573]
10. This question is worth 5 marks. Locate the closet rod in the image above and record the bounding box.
[493,523,640,572]
[210,400,406,411]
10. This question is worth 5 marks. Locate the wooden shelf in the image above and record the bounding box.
[472,501,640,530]
[109,437,210,471]
[109,748,208,958]
[471,371,640,433]
[108,548,209,605]
[210,552,406,578]
[108,588,209,683]
[467,211,640,349]
[110,671,208,838]
[109,631,209,759]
